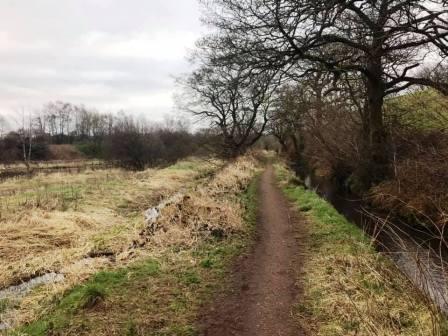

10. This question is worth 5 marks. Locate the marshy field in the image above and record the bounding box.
[0,154,262,334]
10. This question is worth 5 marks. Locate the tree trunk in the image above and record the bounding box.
[291,133,307,172]
[357,70,390,189]
[274,135,288,154]
[22,142,31,174]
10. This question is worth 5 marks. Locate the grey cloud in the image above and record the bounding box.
[0,0,202,121]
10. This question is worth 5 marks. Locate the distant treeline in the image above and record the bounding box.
[0,101,220,170]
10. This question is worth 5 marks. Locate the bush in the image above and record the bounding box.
[30,142,49,160]
[102,118,211,170]
[0,132,49,163]
[75,141,103,158]
[104,130,163,170]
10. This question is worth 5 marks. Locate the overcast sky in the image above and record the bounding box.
[0,0,203,124]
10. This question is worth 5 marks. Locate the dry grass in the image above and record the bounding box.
[0,159,104,173]
[139,154,262,250]
[0,158,221,328]
[302,254,437,335]
[1,154,265,332]
[6,153,263,335]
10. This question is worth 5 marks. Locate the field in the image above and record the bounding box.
[0,160,110,181]
[0,155,262,334]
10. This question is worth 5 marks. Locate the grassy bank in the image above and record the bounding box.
[275,164,446,336]
[6,156,261,335]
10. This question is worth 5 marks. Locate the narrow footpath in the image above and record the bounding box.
[199,166,307,336]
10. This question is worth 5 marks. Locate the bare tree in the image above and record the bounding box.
[0,115,7,138]
[271,72,364,176]
[270,85,307,156]
[43,101,74,141]
[34,112,47,136]
[182,62,279,157]
[200,0,448,186]
[15,108,34,173]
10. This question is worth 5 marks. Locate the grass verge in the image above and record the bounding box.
[275,164,446,336]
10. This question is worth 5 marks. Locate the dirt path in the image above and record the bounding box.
[199,166,306,336]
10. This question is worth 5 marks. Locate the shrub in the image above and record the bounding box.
[75,141,103,158]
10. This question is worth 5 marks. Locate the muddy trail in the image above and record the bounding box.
[199,166,306,336]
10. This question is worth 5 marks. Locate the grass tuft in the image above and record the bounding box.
[125,320,138,336]
[0,299,9,314]
[77,285,105,310]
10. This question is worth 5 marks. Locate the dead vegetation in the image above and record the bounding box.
[0,153,263,332]
[370,129,448,230]
[0,158,222,328]
[0,160,109,182]
[135,154,261,250]
[47,145,85,161]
